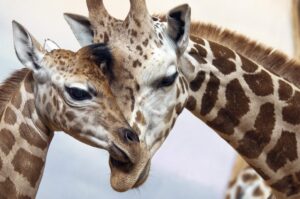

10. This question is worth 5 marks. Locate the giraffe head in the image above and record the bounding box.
[12,21,151,192]
[65,1,191,158]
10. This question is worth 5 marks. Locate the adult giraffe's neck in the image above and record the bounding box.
[0,69,53,198]
[181,37,300,198]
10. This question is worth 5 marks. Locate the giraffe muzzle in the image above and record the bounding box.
[109,143,132,165]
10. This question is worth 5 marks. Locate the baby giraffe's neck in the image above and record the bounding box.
[181,37,300,198]
[0,69,53,198]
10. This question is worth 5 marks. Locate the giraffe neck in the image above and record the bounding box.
[181,37,300,198]
[0,69,53,198]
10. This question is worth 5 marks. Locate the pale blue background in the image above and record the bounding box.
[0,0,293,198]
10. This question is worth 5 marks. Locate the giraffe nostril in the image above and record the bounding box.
[121,128,140,143]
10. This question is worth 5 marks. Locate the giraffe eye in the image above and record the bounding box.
[158,72,178,88]
[65,86,92,101]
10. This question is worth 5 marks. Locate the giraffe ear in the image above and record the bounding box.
[12,20,45,71]
[167,4,191,55]
[64,13,94,46]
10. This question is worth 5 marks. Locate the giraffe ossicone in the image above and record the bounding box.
[66,0,300,198]
[0,20,151,198]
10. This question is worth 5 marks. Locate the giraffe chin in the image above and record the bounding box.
[109,150,151,192]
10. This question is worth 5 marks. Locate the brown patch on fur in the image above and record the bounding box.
[11,91,22,109]
[207,79,249,135]
[242,173,258,183]
[266,131,298,172]
[175,103,183,114]
[19,123,48,150]
[0,178,17,198]
[46,103,52,114]
[200,72,220,116]
[185,96,197,111]
[131,29,138,37]
[42,95,46,105]
[133,60,142,68]
[253,186,264,196]
[271,175,300,196]
[190,71,206,92]
[12,148,44,187]
[142,39,149,47]
[190,35,205,45]
[195,44,208,57]
[209,41,236,75]
[225,79,250,118]
[4,107,17,125]
[66,111,76,121]
[125,87,135,112]
[282,91,300,125]
[22,99,35,118]
[136,45,143,56]
[176,85,180,98]
[240,56,258,73]
[0,129,15,155]
[104,32,109,43]
[244,70,274,96]
[135,111,146,126]
[188,43,208,64]
[278,80,293,101]
[237,103,275,159]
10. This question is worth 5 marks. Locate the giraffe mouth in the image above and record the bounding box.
[109,143,133,170]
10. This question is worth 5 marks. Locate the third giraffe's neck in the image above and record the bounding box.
[181,37,300,198]
[0,69,53,198]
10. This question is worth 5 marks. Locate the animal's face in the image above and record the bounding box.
[66,0,191,151]
[105,32,189,154]
[65,1,191,186]
[12,21,151,192]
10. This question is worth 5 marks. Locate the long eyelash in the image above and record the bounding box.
[158,72,178,88]
[88,86,98,97]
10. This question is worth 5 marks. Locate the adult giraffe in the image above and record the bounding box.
[65,0,300,198]
[0,21,150,198]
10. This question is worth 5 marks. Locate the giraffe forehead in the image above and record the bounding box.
[44,49,108,82]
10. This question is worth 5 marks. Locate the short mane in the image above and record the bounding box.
[0,68,31,119]
[156,14,300,88]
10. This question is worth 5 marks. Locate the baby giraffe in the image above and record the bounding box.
[0,21,150,198]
